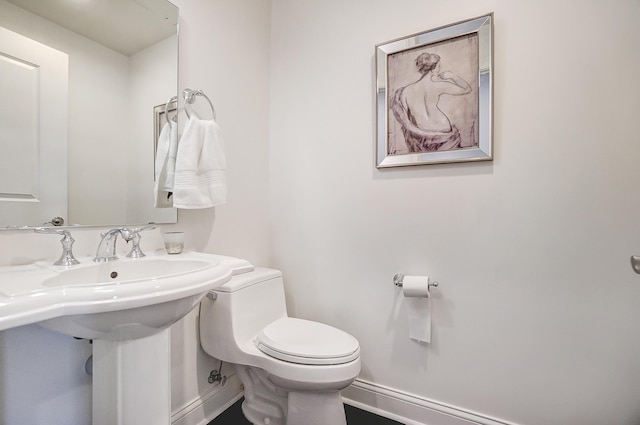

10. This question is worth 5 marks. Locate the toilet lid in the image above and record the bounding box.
[255,318,360,365]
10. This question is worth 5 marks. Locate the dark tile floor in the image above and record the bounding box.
[209,398,403,425]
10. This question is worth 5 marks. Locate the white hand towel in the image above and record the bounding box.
[154,121,178,208]
[173,117,227,209]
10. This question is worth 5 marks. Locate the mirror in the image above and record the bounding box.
[0,0,179,229]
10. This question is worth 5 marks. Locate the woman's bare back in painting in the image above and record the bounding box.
[391,53,471,152]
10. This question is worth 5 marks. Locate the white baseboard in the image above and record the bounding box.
[342,379,521,425]
[171,374,520,425]
[171,374,243,425]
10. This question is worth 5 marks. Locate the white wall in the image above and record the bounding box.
[269,1,640,424]
[166,0,271,267]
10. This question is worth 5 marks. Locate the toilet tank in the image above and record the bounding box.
[200,268,288,362]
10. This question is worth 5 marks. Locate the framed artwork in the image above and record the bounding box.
[153,98,177,178]
[154,98,177,156]
[375,14,493,167]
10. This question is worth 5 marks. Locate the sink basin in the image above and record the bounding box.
[0,250,245,340]
[42,258,214,287]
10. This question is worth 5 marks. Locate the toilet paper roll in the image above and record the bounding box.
[402,276,431,343]
[402,275,430,298]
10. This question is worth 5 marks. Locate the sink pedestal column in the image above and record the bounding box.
[93,328,171,425]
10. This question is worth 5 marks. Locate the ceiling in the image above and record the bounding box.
[5,0,177,55]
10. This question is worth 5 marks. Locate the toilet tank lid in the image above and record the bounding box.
[199,254,254,276]
[213,267,282,292]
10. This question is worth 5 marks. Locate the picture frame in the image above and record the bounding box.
[153,98,177,178]
[153,99,177,156]
[375,13,493,168]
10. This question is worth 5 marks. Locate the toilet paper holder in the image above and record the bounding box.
[393,273,439,289]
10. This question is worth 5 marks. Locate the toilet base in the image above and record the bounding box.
[236,365,348,425]
[287,391,346,425]
[238,365,287,425]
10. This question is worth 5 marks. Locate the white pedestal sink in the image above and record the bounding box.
[93,330,172,425]
[0,250,253,425]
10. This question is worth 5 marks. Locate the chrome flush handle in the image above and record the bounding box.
[631,256,640,274]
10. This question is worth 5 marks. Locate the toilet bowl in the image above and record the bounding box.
[199,267,361,425]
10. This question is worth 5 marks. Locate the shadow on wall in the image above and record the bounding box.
[170,208,216,251]
[0,326,93,424]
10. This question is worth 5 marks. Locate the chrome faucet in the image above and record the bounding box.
[34,227,81,266]
[94,227,134,263]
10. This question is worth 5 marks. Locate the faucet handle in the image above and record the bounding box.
[131,224,157,234]
[125,225,157,258]
[34,227,71,235]
[34,227,81,266]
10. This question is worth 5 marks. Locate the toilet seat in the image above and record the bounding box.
[255,317,360,365]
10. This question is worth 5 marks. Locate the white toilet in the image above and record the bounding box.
[199,267,361,425]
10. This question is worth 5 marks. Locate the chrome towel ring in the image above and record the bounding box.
[164,95,177,125]
[183,88,216,120]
